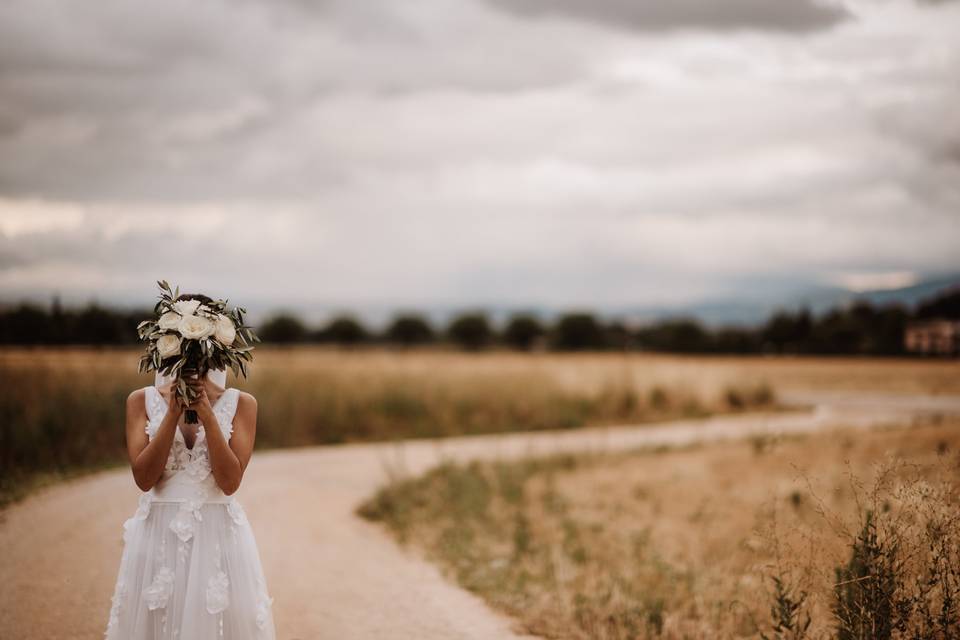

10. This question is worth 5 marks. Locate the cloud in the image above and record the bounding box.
[0,0,958,315]
[0,0,599,202]
[479,0,849,33]
[830,271,919,292]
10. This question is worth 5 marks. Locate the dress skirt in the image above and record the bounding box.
[104,480,276,639]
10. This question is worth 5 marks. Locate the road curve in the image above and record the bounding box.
[2,392,959,639]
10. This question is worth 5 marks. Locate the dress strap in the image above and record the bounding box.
[212,388,241,440]
[143,386,165,437]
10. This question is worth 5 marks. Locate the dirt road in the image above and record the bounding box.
[2,392,959,639]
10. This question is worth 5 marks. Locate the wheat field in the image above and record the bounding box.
[1,347,957,506]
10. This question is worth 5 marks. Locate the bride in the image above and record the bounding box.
[105,294,275,639]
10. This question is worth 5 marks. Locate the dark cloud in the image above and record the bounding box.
[0,0,958,313]
[0,0,590,201]
[481,0,848,33]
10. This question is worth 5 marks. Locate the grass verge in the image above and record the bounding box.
[358,417,960,639]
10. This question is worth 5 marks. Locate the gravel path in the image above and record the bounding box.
[2,391,959,639]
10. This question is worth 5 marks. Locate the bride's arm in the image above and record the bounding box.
[193,385,257,496]
[125,389,182,491]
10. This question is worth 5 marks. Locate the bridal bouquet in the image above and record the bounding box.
[137,281,259,423]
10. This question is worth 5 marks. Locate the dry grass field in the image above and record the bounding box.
[2,347,959,638]
[1,347,958,507]
[359,417,960,639]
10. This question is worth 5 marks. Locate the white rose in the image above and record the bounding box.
[156,333,181,358]
[178,314,215,340]
[214,314,236,346]
[173,299,201,316]
[158,311,181,330]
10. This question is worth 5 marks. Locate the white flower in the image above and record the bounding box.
[214,314,236,346]
[142,566,175,610]
[169,508,195,542]
[177,314,214,340]
[156,334,181,358]
[206,570,230,614]
[173,298,201,316]
[158,311,181,330]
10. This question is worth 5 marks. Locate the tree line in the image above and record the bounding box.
[1,288,957,355]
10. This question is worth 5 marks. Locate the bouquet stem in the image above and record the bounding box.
[178,366,204,424]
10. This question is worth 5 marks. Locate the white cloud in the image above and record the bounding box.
[0,199,85,236]
[830,270,919,292]
[0,0,958,316]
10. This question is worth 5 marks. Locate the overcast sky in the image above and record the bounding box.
[0,0,957,322]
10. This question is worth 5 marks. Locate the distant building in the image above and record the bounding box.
[904,319,960,356]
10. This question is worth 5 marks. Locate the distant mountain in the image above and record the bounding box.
[771,272,960,317]
[846,274,960,309]
[612,272,960,328]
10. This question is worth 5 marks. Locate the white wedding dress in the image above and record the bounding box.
[104,385,276,639]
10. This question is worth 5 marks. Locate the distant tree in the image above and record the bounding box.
[76,304,129,344]
[446,313,492,350]
[502,314,544,351]
[604,321,633,350]
[316,315,369,346]
[635,318,711,353]
[385,314,435,347]
[914,287,960,319]
[259,313,308,343]
[762,308,813,354]
[551,313,606,350]
[0,304,53,344]
[865,304,908,355]
[0,280,955,353]
[49,296,68,344]
[711,326,763,353]
[808,307,864,355]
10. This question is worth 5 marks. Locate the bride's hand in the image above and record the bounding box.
[159,384,186,416]
[185,375,213,414]
[165,388,184,416]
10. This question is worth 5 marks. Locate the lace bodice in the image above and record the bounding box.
[143,385,240,485]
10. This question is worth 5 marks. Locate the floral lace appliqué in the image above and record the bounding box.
[142,566,175,610]
[227,501,248,526]
[168,437,191,471]
[122,493,153,544]
[105,580,127,631]
[168,508,195,543]
[146,386,238,475]
[256,594,274,630]
[206,570,230,614]
[184,436,212,481]
[168,489,206,542]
